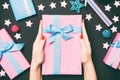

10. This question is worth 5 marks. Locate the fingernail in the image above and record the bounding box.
[80,34,83,39]
[82,19,84,22]
[41,35,45,40]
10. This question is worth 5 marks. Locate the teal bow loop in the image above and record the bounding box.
[0,40,24,59]
[44,24,81,43]
[111,40,120,48]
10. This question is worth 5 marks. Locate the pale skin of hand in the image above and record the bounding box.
[80,20,97,80]
[30,20,97,80]
[30,21,45,80]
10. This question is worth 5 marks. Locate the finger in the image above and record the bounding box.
[118,63,120,70]
[40,38,46,51]
[35,20,43,41]
[79,37,86,49]
[81,20,90,45]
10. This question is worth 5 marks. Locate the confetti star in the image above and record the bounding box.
[104,4,111,11]
[2,2,9,9]
[49,2,56,9]
[110,26,117,33]
[60,0,67,8]
[112,16,119,23]
[4,19,11,26]
[70,0,84,13]
[95,24,102,31]
[0,70,5,77]
[14,33,21,40]
[38,4,45,11]
[103,42,109,49]
[114,0,120,8]
[26,20,33,27]
[85,14,92,21]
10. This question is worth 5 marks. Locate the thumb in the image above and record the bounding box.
[40,35,46,50]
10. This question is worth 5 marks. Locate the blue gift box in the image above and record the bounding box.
[9,0,36,21]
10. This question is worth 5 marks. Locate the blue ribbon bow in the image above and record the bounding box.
[0,39,24,59]
[111,40,120,48]
[43,24,82,44]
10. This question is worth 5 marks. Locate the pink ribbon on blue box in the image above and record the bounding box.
[43,15,82,74]
[0,39,24,74]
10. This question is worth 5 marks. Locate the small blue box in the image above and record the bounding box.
[9,0,36,21]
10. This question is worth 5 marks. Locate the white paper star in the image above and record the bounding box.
[85,14,92,21]
[2,2,9,9]
[4,19,11,26]
[60,0,67,8]
[110,26,117,33]
[112,16,119,23]
[104,4,111,11]
[49,2,56,9]
[103,42,109,49]
[38,4,45,11]
[95,24,102,31]
[0,70,5,77]
[26,20,33,27]
[114,0,120,8]
[14,33,21,40]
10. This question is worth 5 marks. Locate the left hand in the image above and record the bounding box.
[31,20,45,66]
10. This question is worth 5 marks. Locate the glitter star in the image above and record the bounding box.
[38,4,45,11]
[104,4,111,12]
[85,14,92,21]
[49,2,56,9]
[70,0,84,13]
[4,19,11,26]
[26,20,33,27]
[110,26,117,33]
[60,0,67,8]
[14,33,21,40]
[114,0,120,8]
[103,42,109,49]
[112,16,119,23]
[95,24,102,31]
[0,70,5,77]
[2,2,9,9]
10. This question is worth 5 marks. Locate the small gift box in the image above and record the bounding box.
[9,0,36,21]
[42,15,82,75]
[0,28,30,79]
[103,33,120,69]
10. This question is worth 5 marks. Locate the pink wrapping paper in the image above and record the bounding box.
[42,15,82,75]
[0,28,30,79]
[103,33,120,69]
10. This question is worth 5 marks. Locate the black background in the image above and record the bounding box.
[0,0,120,80]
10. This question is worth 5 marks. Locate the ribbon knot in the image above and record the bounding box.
[111,40,120,48]
[0,39,24,59]
[44,24,76,43]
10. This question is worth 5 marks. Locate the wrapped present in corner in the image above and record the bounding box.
[0,28,30,79]
[9,0,36,21]
[42,15,82,75]
[103,33,120,69]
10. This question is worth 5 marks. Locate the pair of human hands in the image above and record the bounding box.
[31,20,92,66]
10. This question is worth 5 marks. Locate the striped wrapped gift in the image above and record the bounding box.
[103,33,120,69]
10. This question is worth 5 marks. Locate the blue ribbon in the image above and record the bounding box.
[110,40,120,67]
[0,39,24,74]
[43,15,82,74]
[0,39,24,59]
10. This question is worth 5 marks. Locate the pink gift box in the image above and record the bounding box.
[42,15,82,75]
[0,28,30,79]
[103,33,120,69]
